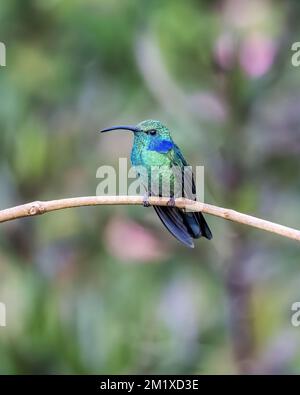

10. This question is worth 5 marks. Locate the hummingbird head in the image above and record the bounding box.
[136,119,171,139]
[100,119,172,143]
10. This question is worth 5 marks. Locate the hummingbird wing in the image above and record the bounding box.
[172,144,212,240]
[152,144,212,246]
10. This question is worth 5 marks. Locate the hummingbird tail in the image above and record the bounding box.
[153,206,213,247]
[153,206,194,248]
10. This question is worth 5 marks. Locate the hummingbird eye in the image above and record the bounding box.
[148,129,157,136]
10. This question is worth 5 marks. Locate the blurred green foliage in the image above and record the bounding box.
[0,0,300,374]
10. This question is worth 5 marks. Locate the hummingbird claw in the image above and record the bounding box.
[167,197,176,207]
[142,195,151,207]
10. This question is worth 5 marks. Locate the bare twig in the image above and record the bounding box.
[0,196,299,242]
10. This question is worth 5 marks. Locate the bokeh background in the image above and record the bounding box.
[0,0,299,374]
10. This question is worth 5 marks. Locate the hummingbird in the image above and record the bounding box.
[100,120,212,248]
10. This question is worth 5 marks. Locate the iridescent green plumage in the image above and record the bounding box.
[101,119,212,247]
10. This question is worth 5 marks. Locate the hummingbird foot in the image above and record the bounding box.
[167,197,176,207]
[142,194,151,207]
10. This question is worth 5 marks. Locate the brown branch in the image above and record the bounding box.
[0,196,299,242]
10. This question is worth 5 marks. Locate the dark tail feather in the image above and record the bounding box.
[182,211,212,240]
[182,212,202,238]
[198,212,213,240]
[153,206,194,248]
[153,206,213,247]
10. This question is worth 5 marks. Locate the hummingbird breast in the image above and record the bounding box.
[131,145,175,197]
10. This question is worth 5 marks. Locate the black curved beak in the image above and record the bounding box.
[100,125,140,133]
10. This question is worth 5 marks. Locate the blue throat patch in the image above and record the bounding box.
[148,139,173,154]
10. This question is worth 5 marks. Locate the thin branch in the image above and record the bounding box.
[0,196,299,242]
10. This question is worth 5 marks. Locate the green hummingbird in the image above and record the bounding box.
[101,119,212,248]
